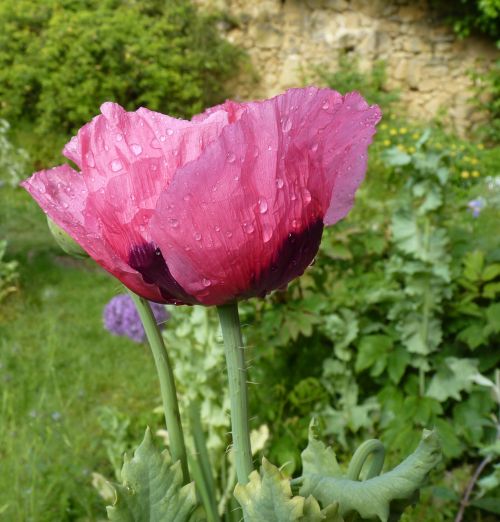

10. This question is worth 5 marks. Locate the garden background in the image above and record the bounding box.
[0,0,499,520]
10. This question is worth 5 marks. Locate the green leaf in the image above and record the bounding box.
[482,263,500,281]
[234,459,341,522]
[457,322,488,350]
[486,303,500,333]
[387,348,410,384]
[300,429,441,522]
[426,357,479,401]
[483,281,500,299]
[463,251,484,282]
[355,335,393,375]
[106,428,197,522]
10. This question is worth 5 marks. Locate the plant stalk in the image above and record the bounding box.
[128,291,190,483]
[217,303,253,485]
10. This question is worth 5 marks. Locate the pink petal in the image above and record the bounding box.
[151,87,380,305]
[21,165,165,303]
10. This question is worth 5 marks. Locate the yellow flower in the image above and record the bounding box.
[435,143,443,149]
[412,133,419,139]
[399,127,408,134]
[398,144,406,152]
[380,123,388,130]
[451,143,457,150]
[408,146,416,153]
[383,139,391,146]
[477,143,484,150]
[389,128,397,136]
[463,156,471,162]
[470,158,479,165]
[461,170,470,179]
[472,170,480,178]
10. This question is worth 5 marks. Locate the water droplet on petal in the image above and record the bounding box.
[131,144,142,156]
[151,138,161,149]
[322,101,330,110]
[226,231,233,238]
[243,222,254,234]
[202,278,211,287]
[311,142,319,152]
[194,232,202,241]
[292,219,300,229]
[86,151,95,167]
[262,224,273,243]
[253,147,259,158]
[166,128,174,136]
[183,194,192,201]
[110,159,123,172]
[291,193,297,201]
[258,198,268,214]
[104,144,109,151]
[62,202,69,209]
[227,152,236,163]
[267,145,272,151]
[159,135,166,142]
[302,188,312,204]
[116,133,123,141]
[276,178,284,189]
[282,117,292,132]
[168,218,179,228]
[214,225,221,232]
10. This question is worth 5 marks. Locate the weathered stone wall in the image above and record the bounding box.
[196,0,498,134]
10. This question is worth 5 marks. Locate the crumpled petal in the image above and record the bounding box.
[151,87,381,305]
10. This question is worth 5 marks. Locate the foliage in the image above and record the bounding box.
[0,0,242,159]
[0,240,19,303]
[239,116,500,520]
[106,428,199,522]
[429,0,500,41]
[0,119,30,187]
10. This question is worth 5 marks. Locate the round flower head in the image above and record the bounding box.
[22,87,381,305]
[103,293,169,343]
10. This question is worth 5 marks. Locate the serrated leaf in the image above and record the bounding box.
[300,430,441,522]
[234,459,310,521]
[301,495,343,521]
[486,303,500,333]
[426,357,479,401]
[106,428,197,522]
[355,335,393,375]
[302,420,341,478]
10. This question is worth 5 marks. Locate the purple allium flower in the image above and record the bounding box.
[467,197,485,218]
[103,294,170,343]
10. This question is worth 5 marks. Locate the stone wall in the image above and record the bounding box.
[196,0,498,134]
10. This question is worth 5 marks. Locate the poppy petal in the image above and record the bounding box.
[151,87,380,305]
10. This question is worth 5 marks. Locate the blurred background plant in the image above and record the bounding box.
[1,0,499,520]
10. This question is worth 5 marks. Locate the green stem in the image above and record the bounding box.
[188,401,220,522]
[347,439,386,481]
[128,291,190,484]
[217,303,253,485]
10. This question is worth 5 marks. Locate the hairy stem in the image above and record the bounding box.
[217,303,253,485]
[129,291,189,483]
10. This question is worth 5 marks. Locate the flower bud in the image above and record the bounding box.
[47,217,88,258]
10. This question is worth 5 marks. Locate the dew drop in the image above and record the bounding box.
[258,198,268,214]
[302,188,312,204]
[194,232,202,241]
[292,219,300,229]
[282,117,292,132]
[130,144,142,156]
[166,128,174,136]
[86,151,95,167]
[227,152,236,163]
[253,147,260,158]
[159,135,166,142]
[226,231,233,238]
[151,138,161,149]
[110,159,123,172]
[62,202,69,209]
[311,142,319,152]
[214,225,221,232]
[243,222,255,234]
[202,278,211,287]
[183,194,192,201]
[322,101,329,110]
[267,145,272,151]
[104,144,109,152]
[276,178,284,189]
[116,133,123,141]
[262,224,273,243]
[168,218,179,228]
[291,193,297,201]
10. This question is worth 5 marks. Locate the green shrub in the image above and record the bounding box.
[0,0,243,139]
[0,119,30,187]
[0,240,19,303]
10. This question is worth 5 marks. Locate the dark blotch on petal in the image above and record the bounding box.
[129,243,198,305]
[241,219,324,300]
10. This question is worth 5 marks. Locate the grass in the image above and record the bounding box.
[0,186,163,521]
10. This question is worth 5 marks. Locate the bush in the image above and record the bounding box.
[0,119,30,187]
[0,0,243,139]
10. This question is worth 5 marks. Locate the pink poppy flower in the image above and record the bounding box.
[22,87,381,306]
